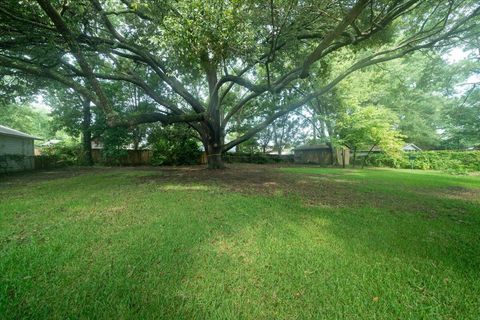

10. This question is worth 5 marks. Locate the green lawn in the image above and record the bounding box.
[1,166,479,319]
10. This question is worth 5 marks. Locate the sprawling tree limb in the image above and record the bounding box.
[213,75,268,96]
[217,0,419,113]
[0,6,54,30]
[222,91,265,128]
[119,112,205,127]
[59,60,184,115]
[88,0,207,114]
[0,54,99,105]
[36,0,117,122]
[223,5,480,152]
[299,0,369,78]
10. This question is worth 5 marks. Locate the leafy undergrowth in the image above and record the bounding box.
[0,165,479,319]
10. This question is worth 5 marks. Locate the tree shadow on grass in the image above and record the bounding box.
[131,166,480,318]
[181,194,479,319]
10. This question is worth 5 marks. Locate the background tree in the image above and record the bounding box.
[441,46,480,149]
[270,114,306,155]
[336,106,404,168]
[0,104,52,139]
[46,89,94,165]
[333,53,451,149]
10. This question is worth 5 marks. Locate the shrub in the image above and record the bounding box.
[41,142,82,166]
[223,153,294,164]
[364,150,480,172]
[149,124,201,166]
[101,127,130,165]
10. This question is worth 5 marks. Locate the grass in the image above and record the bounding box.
[1,165,479,319]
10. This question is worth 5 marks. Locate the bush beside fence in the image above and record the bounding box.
[92,149,153,166]
[365,150,480,173]
[223,153,294,164]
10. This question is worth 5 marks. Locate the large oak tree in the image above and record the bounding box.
[0,0,478,168]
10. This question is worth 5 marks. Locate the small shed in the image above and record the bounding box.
[402,143,422,152]
[0,125,39,172]
[294,144,349,165]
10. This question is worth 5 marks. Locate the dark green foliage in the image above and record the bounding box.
[223,153,293,164]
[149,124,201,166]
[101,128,131,165]
[365,151,480,173]
[2,0,477,170]
[42,142,82,166]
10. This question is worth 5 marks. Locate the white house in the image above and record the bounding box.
[0,125,40,172]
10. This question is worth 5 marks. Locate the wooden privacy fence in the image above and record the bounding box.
[34,155,61,170]
[223,153,294,164]
[91,149,152,166]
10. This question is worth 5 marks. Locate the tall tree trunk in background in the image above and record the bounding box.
[352,147,357,168]
[362,144,377,169]
[82,99,93,166]
[327,142,335,165]
[318,119,326,141]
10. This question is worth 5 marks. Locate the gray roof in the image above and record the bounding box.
[402,143,422,151]
[294,144,331,151]
[0,125,40,139]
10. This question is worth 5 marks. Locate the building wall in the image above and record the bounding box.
[0,135,35,172]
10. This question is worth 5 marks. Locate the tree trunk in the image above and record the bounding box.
[362,144,377,169]
[312,120,317,142]
[205,131,225,169]
[328,142,335,165]
[201,56,225,169]
[82,99,93,166]
[205,126,226,169]
[206,143,225,169]
[352,147,357,168]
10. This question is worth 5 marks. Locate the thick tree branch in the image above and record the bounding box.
[86,0,206,114]
[59,60,184,115]
[299,0,369,78]
[36,0,117,123]
[118,112,205,127]
[223,4,480,152]
[0,54,99,105]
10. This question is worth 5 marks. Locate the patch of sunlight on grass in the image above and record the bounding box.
[159,184,213,191]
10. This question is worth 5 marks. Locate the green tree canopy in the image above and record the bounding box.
[1,0,479,167]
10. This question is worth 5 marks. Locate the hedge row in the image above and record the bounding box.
[364,151,480,172]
